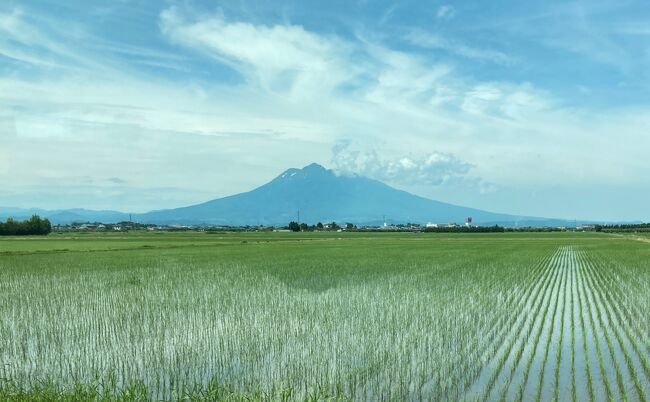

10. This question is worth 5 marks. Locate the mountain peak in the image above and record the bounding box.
[302,162,327,171]
[275,163,332,181]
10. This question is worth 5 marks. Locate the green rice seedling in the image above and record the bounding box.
[1,232,650,401]
[535,248,566,402]
[582,254,648,402]
[575,260,594,402]
[581,263,615,401]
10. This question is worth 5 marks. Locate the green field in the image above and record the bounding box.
[1,232,649,401]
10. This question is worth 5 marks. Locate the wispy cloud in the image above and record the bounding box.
[405,29,515,65]
[379,4,400,25]
[0,7,114,73]
[469,2,647,74]
[436,5,456,20]
[460,82,553,120]
[160,7,357,96]
[362,44,454,107]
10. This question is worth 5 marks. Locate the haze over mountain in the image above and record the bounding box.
[2,164,578,227]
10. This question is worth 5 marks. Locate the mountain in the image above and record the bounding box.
[135,163,554,226]
[0,207,128,225]
[1,163,576,226]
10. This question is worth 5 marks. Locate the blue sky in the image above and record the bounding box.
[1,0,649,221]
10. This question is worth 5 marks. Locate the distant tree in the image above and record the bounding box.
[288,221,301,232]
[330,222,340,230]
[345,223,355,230]
[316,222,324,230]
[299,223,309,232]
[1,218,17,235]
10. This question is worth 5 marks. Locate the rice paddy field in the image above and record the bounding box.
[0,231,648,401]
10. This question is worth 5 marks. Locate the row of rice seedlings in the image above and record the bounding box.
[573,249,594,402]
[497,249,569,402]
[473,246,567,401]
[494,258,559,402]
[577,245,647,400]
[585,250,650,380]
[518,247,580,402]
[473,254,551,365]
[0,376,319,401]
[594,272,650,388]
[334,256,532,400]
[553,247,575,400]
[467,249,561,401]
[579,253,622,401]
[552,248,571,402]
[591,271,650,384]
[533,246,569,402]
[466,250,557,399]
[414,271,508,401]
[592,256,650,344]
[513,252,565,402]
[437,268,537,401]
[571,248,595,402]
[581,253,640,401]
[400,254,548,398]
[601,244,650,330]
[581,252,649,401]
[456,256,551,399]
[576,252,613,402]
[570,252,578,402]
[458,254,552,400]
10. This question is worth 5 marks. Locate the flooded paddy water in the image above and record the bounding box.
[463,246,650,402]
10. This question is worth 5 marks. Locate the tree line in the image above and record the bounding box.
[594,223,650,233]
[0,215,52,236]
[288,221,356,232]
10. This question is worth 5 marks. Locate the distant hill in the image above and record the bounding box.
[1,163,579,227]
[0,208,129,225]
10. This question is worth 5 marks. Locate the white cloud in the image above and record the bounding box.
[436,5,456,20]
[331,141,478,187]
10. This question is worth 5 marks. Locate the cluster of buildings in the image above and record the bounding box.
[52,223,194,232]
[50,217,601,233]
[52,218,477,233]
